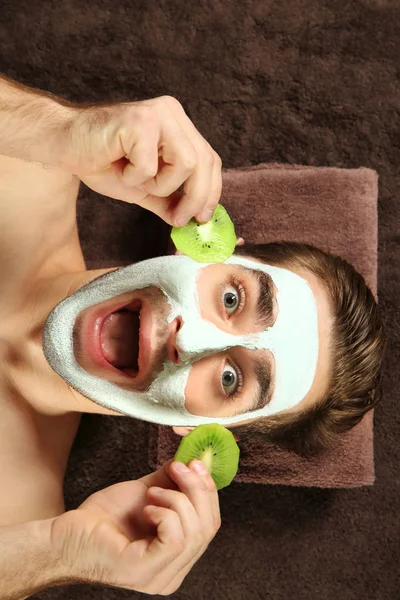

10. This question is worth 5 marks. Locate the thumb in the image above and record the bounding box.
[139,459,180,491]
[134,190,182,226]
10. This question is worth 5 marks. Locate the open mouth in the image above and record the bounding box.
[100,300,142,377]
[73,293,153,385]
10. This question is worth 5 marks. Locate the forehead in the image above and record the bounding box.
[196,261,267,281]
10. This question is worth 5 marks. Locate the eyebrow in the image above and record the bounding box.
[236,357,273,415]
[243,267,276,330]
[252,358,274,411]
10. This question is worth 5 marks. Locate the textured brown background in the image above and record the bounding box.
[1,1,399,598]
[149,164,379,488]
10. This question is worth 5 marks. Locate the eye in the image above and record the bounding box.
[223,284,239,314]
[221,364,238,394]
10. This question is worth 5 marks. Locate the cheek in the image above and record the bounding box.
[185,355,221,416]
[196,264,224,324]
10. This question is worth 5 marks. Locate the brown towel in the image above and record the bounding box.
[148,163,378,488]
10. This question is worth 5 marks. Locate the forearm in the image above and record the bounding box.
[0,74,71,167]
[0,518,62,600]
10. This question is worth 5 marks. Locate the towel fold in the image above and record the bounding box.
[148,163,378,488]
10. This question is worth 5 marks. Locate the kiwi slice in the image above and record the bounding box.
[171,204,236,263]
[174,423,240,490]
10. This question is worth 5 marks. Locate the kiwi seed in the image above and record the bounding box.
[171,205,236,263]
[174,423,240,490]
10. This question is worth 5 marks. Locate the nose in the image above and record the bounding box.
[166,316,183,364]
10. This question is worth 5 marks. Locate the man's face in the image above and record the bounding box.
[43,255,327,427]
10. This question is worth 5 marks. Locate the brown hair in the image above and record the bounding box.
[232,242,386,456]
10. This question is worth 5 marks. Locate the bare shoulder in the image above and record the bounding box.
[0,156,85,525]
[0,155,83,291]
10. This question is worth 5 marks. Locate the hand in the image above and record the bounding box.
[61,96,222,226]
[50,459,221,595]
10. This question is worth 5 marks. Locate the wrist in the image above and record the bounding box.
[0,518,67,600]
[0,75,73,169]
[34,518,67,585]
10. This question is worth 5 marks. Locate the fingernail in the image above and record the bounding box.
[174,462,191,473]
[191,461,208,475]
[175,215,190,227]
[150,487,163,495]
[198,209,213,222]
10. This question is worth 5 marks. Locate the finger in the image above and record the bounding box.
[142,503,199,591]
[187,460,221,534]
[105,104,159,188]
[162,102,221,225]
[236,237,245,246]
[120,129,160,188]
[139,502,205,596]
[153,462,223,593]
[194,151,222,223]
[80,167,156,207]
[135,462,219,595]
[156,468,220,594]
[139,459,179,491]
[154,460,221,548]
[167,461,221,538]
[123,505,186,580]
[133,190,182,226]
[143,506,184,548]
[170,144,215,227]
[81,168,180,226]
[143,117,197,199]
[147,487,200,541]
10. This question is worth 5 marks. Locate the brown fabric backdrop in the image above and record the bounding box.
[1,1,399,599]
[149,164,379,488]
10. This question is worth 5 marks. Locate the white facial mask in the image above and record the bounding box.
[43,255,319,426]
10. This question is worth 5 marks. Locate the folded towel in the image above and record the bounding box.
[148,163,378,488]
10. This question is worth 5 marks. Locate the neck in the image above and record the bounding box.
[4,267,118,417]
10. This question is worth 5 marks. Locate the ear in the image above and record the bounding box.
[172,426,195,437]
[235,237,245,247]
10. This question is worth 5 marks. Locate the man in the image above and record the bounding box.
[0,74,223,599]
[0,75,385,597]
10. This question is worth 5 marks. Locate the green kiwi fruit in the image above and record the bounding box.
[171,204,236,263]
[174,423,240,490]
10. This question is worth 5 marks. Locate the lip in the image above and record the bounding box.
[136,301,152,377]
[74,293,153,384]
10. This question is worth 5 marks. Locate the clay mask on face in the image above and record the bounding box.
[43,255,319,426]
